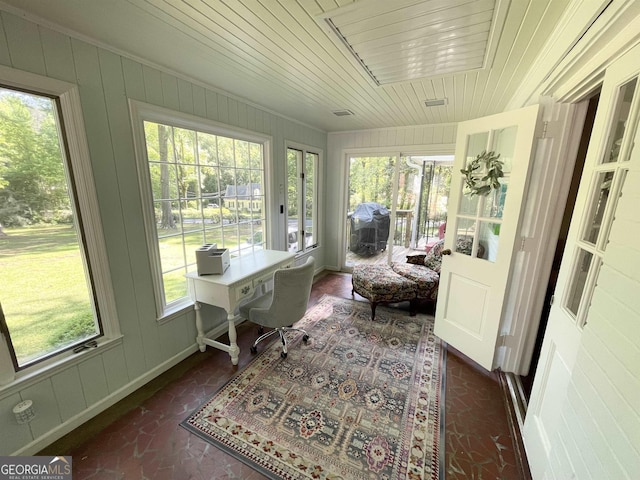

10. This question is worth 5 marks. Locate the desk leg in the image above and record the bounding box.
[194,301,206,352]
[227,311,240,365]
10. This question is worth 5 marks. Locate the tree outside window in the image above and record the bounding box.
[134,110,267,317]
[0,87,102,370]
[287,145,319,253]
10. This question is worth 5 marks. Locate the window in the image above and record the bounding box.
[0,70,117,376]
[130,102,269,318]
[287,145,320,253]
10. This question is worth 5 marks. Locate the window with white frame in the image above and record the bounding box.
[0,70,117,377]
[130,103,269,318]
[287,145,319,253]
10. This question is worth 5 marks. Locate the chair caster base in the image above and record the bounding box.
[302,335,309,343]
[250,346,258,354]
[280,351,287,358]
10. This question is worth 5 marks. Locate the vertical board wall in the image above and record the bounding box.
[0,10,325,455]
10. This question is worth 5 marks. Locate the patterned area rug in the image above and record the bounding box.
[181,295,444,479]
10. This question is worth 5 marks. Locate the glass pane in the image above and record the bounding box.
[159,235,186,271]
[459,185,479,215]
[179,207,202,234]
[163,269,188,304]
[566,248,593,317]
[149,162,179,200]
[287,148,301,252]
[197,132,218,166]
[415,160,453,243]
[249,143,262,169]
[599,169,627,249]
[461,132,489,197]
[0,88,100,367]
[602,78,637,163]
[481,179,509,219]
[235,167,250,185]
[144,122,176,163]
[204,227,223,246]
[223,224,240,255]
[582,171,614,245]
[465,132,489,168]
[348,156,396,211]
[455,218,476,257]
[173,128,197,165]
[492,126,517,173]
[305,152,318,247]
[478,221,501,262]
[245,229,264,248]
[235,140,250,168]
[217,136,235,167]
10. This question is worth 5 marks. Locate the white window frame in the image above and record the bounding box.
[286,142,322,254]
[129,101,273,321]
[0,66,119,387]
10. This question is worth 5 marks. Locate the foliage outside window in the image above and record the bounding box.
[135,109,267,317]
[0,86,102,370]
[287,146,319,253]
[348,155,452,246]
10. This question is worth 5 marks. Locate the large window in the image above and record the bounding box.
[0,71,116,376]
[287,145,319,253]
[131,103,269,318]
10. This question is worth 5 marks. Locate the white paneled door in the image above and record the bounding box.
[434,105,541,370]
[523,43,640,480]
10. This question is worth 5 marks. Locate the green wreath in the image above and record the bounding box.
[460,150,504,196]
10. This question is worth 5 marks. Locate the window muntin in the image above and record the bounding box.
[135,109,268,317]
[0,86,102,370]
[287,145,319,253]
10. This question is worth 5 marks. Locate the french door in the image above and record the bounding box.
[523,43,640,479]
[434,105,541,370]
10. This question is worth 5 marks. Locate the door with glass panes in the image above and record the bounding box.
[523,44,640,478]
[434,104,541,371]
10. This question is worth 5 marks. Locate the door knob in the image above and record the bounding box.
[442,249,452,255]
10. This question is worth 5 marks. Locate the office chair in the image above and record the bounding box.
[239,256,315,358]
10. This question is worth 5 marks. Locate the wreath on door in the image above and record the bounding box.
[460,150,504,196]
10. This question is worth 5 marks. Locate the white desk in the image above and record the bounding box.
[186,250,295,365]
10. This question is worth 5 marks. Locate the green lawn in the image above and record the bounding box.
[0,225,96,365]
[0,221,266,365]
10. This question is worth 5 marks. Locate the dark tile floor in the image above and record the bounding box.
[40,272,530,479]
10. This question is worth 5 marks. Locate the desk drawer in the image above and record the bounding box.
[233,280,254,303]
[253,271,274,289]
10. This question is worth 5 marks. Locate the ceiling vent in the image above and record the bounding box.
[322,0,509,86]
[424,98,448,107]
[332,109,355,116]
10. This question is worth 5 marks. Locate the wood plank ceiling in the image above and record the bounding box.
[0,0,571,132]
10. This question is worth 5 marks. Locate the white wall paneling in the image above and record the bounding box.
[0,9,326,455]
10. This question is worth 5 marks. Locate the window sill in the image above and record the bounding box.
[0,335,124,399]
[157,301,194,325]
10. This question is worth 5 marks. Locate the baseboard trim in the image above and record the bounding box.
[12,343,200,456]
